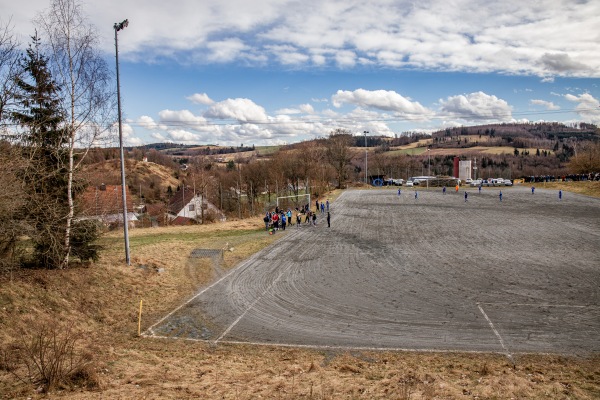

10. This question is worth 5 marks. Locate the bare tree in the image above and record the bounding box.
[325,128,354,189]
[568,141,600,174]
[36,0,114,267]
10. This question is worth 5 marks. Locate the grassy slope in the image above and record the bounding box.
[1,188,599,399]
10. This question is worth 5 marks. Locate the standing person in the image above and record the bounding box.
[559,189,562,200]
[499,191,503,202]
[531,186,535,194]
[327,212,331,227]
[326,199,330,211]
[464,191,468,202]
[305,210,311,224]
[272,212,279,230]
[478,184,482,194]
[296,212,301,228]
[455,184,459,193]
[414,191,418,200]
[397,187,401,196]
[287,209,293,226]
[321,202,325,213]
[281,213,286,230]
[312,212,317,226]
[315,199,319,211]
[263,214,270,231]
[442,186,446,195]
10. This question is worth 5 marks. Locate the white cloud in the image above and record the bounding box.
[275,108,301,115]
[530,99,560,111]
[204,98,268,122]
[206,38,248,62]
[8,0,600,77]
[299,104,315,114]
[564,93,600,124]
[157,110,207,131]
[167,129,202,143]
[186,93,214,105]
[332,89,431,119]
[439,91,513,121]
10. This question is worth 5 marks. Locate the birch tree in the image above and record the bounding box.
[0,18,21,125]
[36,0,114,267]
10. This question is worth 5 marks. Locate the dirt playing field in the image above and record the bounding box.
[148,186,600,358]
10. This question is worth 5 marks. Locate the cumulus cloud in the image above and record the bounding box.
[299,104,315,114]
[564,93,600,123]
[530,99,560,110]
[439,91,513,121]
[204,98,268,122]
[167,129,202,143]
[158,110,207,131]
[186,93,214,105]
[332,89,431,119]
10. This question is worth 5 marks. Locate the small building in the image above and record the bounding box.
[79,184,138,227]
[167,187,225,224]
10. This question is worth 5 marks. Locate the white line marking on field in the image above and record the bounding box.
[143,248,266,337]
[215,264,290,343]
[477,303,515,365]
[479,302,594,308]
[145,334,552,356]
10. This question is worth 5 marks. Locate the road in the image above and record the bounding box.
[149,186,600,356]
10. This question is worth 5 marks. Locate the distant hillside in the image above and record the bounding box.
[78,159,181,204]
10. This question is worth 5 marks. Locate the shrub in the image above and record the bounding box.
[9,320,99,392]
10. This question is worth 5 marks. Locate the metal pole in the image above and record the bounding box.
[427,148,430,189]
[114,20,130,266]
[364,131,368,184]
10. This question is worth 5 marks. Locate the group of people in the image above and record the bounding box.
[397,184,563,203]
[264,201,332,233]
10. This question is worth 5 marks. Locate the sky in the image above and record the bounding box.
[2,0,600,147]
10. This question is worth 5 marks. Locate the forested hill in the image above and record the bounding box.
[432,122,598,141]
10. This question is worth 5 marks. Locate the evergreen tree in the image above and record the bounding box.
[11,33,71,268]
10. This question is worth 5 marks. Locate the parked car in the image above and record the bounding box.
[470,179,482,187]
[504,179,513,186]
[465,178,473,185]
[405,180,414,187]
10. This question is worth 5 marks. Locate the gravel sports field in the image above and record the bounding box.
[149,186,600,357]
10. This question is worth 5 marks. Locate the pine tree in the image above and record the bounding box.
[11,33,70,268]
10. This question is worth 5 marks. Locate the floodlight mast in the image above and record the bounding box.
[114,19,130,265]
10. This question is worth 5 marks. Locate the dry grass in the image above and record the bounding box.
[531,180,600,198]
[1,199,599,399]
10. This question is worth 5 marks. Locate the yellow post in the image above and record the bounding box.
[138,300,143,336]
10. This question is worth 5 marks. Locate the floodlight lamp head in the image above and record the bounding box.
[114,19,129,31]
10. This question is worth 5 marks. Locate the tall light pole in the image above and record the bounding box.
[114,19,130,265]
[427,147,431,189]
[364,131,369,184]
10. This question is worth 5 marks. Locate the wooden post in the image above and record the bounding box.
[138,299,143,336]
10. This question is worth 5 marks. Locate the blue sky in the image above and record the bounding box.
[3,0,600,146]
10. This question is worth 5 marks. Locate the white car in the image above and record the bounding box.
[470,179,482,187]
[504,179,513,186]
[405,180,414,187]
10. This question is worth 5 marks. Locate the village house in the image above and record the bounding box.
[167,186,224,225]
[79,184,138,227]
